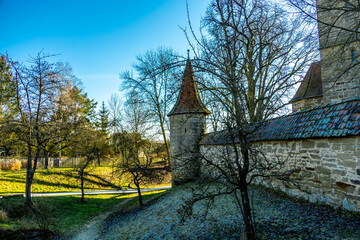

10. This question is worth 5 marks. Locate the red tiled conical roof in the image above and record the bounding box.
[168,60,210,116]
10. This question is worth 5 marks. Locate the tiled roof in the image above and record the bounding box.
[200,97,360,145]
[168,60,210,116]
[290,62,323,102]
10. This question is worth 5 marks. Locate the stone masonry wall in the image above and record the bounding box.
[320,43,360,105]
[200,136,360,212]
[170,113,206,186]
[292,97,323,112]
[317,0,360,105]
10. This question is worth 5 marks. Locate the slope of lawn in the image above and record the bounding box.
[0,166,171,195]
[0,190,167,238]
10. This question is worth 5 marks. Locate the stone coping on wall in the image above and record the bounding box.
[200,97,360,145]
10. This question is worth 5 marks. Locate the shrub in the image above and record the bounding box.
[13,160,22,170]
[0,160,22,171]
[3,160,22,171]
[0,209,9,223]
[0,200,28,219]
[21,160,28,169]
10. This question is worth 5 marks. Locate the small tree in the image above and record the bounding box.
[79,145,100,203]
[115,132,164,206]
[67,123,104,203]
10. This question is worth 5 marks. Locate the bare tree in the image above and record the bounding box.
[115,132,165,206]
[181,0,317,239]
[121,47,181,166]
[108,93,123,134]
[9,52,65,207]
[123,90,153,136]
[287,0,360,97]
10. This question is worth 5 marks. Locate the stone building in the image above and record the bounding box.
[168,60,210,186]
[168,2,360,211]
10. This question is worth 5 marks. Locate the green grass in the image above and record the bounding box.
[0,167,171,195]
[0,164,171,238]
[0,190,167,237]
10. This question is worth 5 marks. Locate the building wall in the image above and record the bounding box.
[317,0,360,104]
[320,44,360,105]
[200,136,360,212]
[170,113,206,186]
[292,97,323,112]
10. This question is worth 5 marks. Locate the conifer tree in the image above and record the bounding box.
[98,101,109,135]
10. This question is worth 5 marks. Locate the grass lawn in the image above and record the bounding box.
[0,190,167,238]
[0,166,171,195]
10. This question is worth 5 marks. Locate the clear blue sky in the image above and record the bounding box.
[0,0,209,105]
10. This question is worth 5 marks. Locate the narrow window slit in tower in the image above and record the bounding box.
[351,50,357,63]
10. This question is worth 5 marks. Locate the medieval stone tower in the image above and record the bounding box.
[168,59,210,187]
[291,0,360,111]
[318,0,360,104]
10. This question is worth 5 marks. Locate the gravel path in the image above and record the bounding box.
[95,184,359,240]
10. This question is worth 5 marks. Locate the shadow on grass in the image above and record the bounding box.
[0,190,167,239]
[1,170,121,194]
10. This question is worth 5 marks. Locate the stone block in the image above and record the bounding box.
[316,166,331,175]
[332,169,347,176]
[316,142,330,148]
[302,140,315,148]
[332,144,341,150]
[342,198,357,212]
[342,144,355,151]
[337,153,353,161]
[323,163,337,168]
[310,154,321,160]
[336,181,356,193]
[342,160,357,168]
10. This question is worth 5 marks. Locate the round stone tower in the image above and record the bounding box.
[168,59,210,187]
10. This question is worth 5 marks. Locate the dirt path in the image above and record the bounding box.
[71,197,134,240]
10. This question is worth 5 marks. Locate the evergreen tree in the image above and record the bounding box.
[0,55,17,120]
[98,101,109,135]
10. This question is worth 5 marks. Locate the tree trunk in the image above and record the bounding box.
[160,122,171,167]
[134,179,143,206]
[25,136,33,207]
[80,169,85,203]
[44,150,49,169]
[240,182,256,240]
[239,134,256,240]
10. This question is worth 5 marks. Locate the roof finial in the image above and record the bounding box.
[187,49,190,60]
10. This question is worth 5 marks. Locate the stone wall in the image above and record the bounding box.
[317,0,360,105]
[320,43,360,105]
[199,136,360,212]
[317,0,359,49]
[292,97,323,112]
[170,113,206,186]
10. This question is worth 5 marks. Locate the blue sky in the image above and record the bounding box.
[0,0,209,105]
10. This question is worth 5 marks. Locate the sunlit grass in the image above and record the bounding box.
[0,167,171,195]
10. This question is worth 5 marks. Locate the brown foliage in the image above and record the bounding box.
[0,160,21,171]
